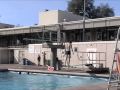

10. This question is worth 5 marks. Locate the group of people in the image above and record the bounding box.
[37,53,62,70]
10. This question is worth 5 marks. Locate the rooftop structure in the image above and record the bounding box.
[39,10,85,25]
[0,23,14,29]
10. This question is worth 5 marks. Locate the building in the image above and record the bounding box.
[0,23,14,64]
[39,10,85,25]
[0,10,119,69]
[0,23,14,29]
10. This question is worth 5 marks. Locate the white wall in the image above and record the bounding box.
[14,41,117,69]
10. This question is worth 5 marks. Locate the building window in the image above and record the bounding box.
[97,32,102,40]
[109,30,116,40]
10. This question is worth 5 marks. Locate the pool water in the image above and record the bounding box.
[0,72,106,90]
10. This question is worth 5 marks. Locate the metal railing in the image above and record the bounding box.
[77,51,107,68]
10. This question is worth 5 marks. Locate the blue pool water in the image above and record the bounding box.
[0,72,106,90]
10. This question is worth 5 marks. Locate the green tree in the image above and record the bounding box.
[93,4,114,18]
[67,0,95,18]
[67,0,114,18]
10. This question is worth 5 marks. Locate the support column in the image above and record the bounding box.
[51,48,57,70]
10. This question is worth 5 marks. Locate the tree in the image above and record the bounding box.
[67,0,95,18]
[93,4,114,18]
[67,0,114,18]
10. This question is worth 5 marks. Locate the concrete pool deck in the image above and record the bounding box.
[0,64,108,78]
[0,64,115,90]
[61,83,116,90]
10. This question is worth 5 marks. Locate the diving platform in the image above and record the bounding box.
[42,42,64,48]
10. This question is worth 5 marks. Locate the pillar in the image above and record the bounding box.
[51,48,57,70]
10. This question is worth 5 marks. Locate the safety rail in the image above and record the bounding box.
[77,51,107,68]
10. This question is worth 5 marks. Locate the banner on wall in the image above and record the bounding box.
[28,44,34,53]
[34,45,41,53]
[28,44,41,53]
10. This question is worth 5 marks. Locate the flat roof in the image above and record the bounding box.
[0,16,119,35]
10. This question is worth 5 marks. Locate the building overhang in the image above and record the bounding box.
[0,16,120,35]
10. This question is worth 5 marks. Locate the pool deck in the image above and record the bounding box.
[0,64,108,78]
[61,83,115,90]
[0,64,115,90]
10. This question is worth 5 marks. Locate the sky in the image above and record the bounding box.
[0,0,120,26]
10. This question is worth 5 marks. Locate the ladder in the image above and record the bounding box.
[107,27,120,90]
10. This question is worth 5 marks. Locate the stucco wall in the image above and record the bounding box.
[39,10,83,25]
[14,41,118,69]
[39,10,58,25]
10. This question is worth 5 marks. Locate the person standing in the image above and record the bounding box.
[65,41,73,69]
[37,54,41,66]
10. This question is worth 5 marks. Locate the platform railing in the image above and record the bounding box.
[77,51,107,68]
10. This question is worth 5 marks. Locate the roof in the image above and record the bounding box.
[0,16,120,35]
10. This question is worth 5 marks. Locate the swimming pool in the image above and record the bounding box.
[0,72,106,90]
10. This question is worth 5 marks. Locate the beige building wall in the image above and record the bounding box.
[39,10,58,25]
[13,41,118,69]
[24,44,51,65]
[39,10,84,25]
[11,41,120,70]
